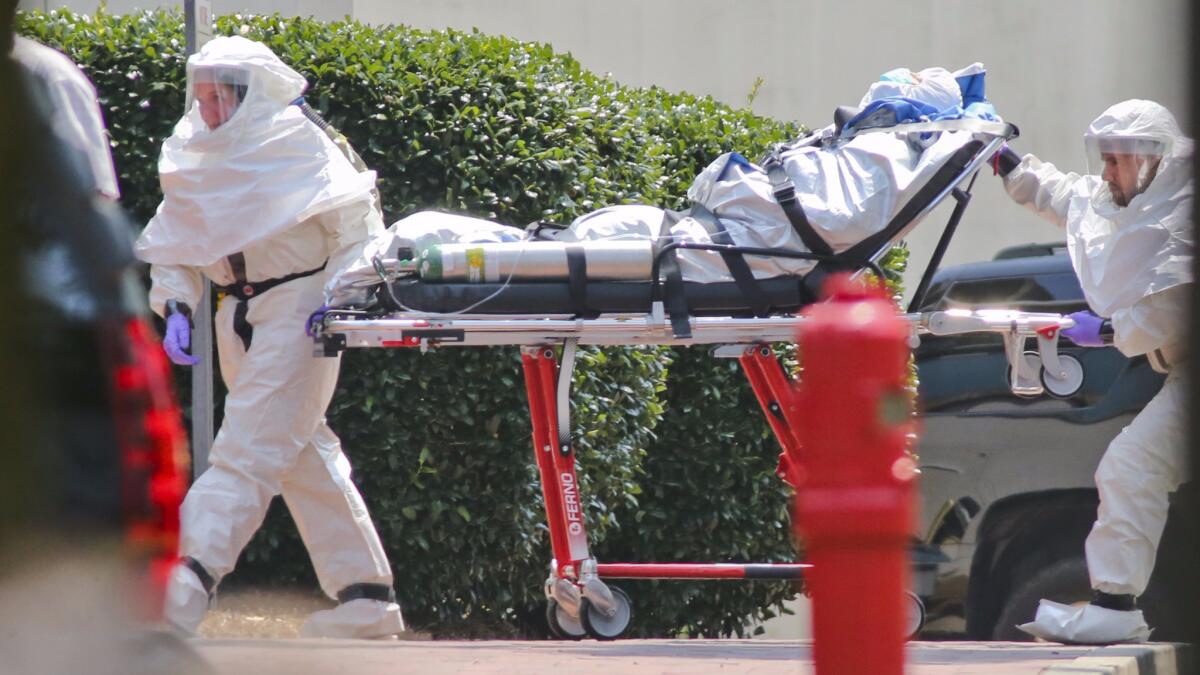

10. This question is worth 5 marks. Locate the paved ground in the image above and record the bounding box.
[194,638,1189,675]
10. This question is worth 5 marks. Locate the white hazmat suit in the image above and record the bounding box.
[1003,100,1192,644]
[11,36,120,199]
[135,37,403,639]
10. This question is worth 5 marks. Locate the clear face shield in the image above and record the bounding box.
[1085,136,1166,207]
[186,66,250,131]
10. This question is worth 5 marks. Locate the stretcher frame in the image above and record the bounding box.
[315,121,1069,639]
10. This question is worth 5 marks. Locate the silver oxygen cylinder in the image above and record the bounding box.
[417,240,654,283]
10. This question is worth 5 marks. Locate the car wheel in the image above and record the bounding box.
[991,556,1091,641]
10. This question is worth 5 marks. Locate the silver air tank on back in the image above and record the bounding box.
[417,240,654,283]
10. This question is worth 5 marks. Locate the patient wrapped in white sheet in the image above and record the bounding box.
[328,65,998,306]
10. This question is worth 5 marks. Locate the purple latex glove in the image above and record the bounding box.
[1060,310,1105,347]
[305,304,330,338]
[163,312,200,366]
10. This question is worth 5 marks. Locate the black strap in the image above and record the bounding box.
[1092,591,1137,611]
[215,255,328,351]
[656,210,693,338]
[232,300,254,352]
[225,253,253,350]
[214,259,328,302]
[763,154,833,257]
[841,140,984,263]
[526,220,570,241]
[794,140,986,301]
[688,203,770,317]
[336,583,396,604]
[565,245,589,315]
[228,252,248,285]
[182,556,216,597]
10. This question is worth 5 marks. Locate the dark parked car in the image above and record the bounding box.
[911,243,1187,641]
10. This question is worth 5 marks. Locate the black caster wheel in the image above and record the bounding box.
[904,590,926,640]
[546,598,586,640]
[580,586,633,640]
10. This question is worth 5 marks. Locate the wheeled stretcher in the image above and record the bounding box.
[315,119,1077,639]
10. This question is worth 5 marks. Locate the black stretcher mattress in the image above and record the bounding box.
[381,277,810,316]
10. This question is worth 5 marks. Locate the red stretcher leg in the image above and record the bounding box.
[738,344,804,488]
[523,346,590,578]
[521,348,574,575]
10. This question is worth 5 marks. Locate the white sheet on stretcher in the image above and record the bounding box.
[328,128,978,306]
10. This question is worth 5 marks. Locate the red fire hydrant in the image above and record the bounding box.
[794,275,917,675]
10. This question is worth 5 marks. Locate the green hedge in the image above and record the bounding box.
[15,9,853,637]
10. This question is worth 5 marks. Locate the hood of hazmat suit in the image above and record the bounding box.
[1070,99,1193,318]
[134,36,377,267]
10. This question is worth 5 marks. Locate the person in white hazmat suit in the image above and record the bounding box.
[10,35,120,200]
[992,100,1192,644]
[331,66,982,296]
[10,36,127,318]
[134,36,404,639]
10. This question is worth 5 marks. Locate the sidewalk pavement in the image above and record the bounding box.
[195,638,1192,675]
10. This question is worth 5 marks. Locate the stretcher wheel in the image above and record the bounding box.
[546,598,586,640]
[580,586,632,640]
[1006,352,1045,399]
[904,590,926,640]
[1041,353,1084,398]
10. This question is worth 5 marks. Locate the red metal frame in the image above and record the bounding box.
[522,347,591,578]
[738,344,804,488]
[523,343,809,583]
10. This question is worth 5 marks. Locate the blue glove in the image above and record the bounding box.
[163,311,200,366]
[305,304,330,338]
[1060,310,1106,347]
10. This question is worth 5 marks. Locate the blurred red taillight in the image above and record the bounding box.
[102,317,190,621]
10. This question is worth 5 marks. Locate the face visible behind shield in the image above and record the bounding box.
[1086,136,1165,208]
[187,66,249,131]
[138,35,377,270]
[1083,100,1187,210]
[167,37,308,158]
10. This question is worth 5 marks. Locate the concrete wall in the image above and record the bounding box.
[19,0,1190,293]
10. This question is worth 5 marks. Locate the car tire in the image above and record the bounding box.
[991,556,1092,641]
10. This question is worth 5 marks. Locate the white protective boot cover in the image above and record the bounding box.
[1018,599,1151,644]
[163,564,210,637]
[300,599,405,639]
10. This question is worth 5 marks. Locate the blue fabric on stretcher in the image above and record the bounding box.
[706,65,1003,182]
[955,70,987,108]
[842,65,1000,137]
[712,151,755,181]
